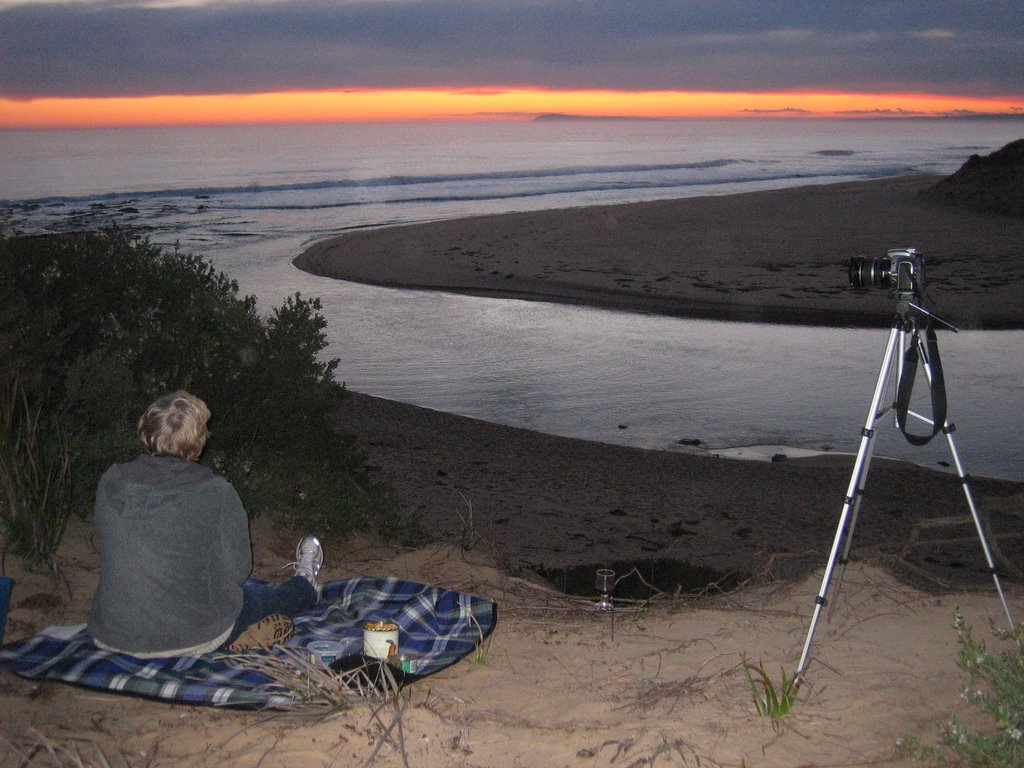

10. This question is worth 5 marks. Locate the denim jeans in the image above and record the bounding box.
[222,576,318,648]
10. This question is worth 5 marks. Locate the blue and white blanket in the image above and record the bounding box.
[0,577,496,709]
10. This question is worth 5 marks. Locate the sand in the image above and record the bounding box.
[3,178,1023,767]
[295,176,1024,329]
[2,516,1021,767]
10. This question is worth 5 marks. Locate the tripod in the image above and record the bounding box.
[795,297,1015,684]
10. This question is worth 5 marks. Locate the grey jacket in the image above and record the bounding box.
[87,455,252,657]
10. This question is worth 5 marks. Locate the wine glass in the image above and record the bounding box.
[595,568,615,612]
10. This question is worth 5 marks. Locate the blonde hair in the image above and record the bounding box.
[137,390,211,461]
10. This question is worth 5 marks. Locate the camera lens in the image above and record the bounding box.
[848,256,870,288]
[848,256,891,289]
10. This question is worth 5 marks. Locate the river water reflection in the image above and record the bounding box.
[287,267,1022,482]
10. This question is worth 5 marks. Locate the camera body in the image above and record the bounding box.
[848,248,924,300]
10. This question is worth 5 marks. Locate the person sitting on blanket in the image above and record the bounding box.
[87,390,323,657]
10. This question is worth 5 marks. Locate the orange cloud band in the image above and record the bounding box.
[1,88,1021,129]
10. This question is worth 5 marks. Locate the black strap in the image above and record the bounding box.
[895,323,947,446]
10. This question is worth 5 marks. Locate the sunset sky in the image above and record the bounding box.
[1,0,1022,129]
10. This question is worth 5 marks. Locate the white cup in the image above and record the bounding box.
[363,620,399,659]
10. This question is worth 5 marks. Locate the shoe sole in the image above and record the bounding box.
[227,613,294,652]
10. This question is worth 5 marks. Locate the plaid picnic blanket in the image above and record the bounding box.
[0,577,496,709]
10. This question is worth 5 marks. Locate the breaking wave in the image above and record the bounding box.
[4,158,918,211]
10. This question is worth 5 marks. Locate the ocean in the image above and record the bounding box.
[2,118,1022,480]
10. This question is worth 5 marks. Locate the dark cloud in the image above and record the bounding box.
[740,108,814,115]
[1,0,1021,99]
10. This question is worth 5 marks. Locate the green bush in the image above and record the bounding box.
[0,227,418,563]
[0,379,71,571]
[899,610,1023,767]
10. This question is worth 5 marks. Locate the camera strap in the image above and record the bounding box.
[895,322,947,446]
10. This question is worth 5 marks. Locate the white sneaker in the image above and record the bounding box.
[292,534,323,591]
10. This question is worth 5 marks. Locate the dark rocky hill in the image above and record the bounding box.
[922,138,1024,218]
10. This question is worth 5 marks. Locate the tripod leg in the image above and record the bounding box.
[827,449,874,621]
[830,327,908,618]
[942,426,1015,627]
[795,326,902,683]
[912,339,1016,628]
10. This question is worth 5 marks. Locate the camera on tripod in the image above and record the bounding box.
[797,245,1014,686]
[847,248,924,300]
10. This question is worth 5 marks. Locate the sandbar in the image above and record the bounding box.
[295,176,1024,329]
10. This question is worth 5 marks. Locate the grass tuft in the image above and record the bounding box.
[742,655,798,719]
[226,645,404,711]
